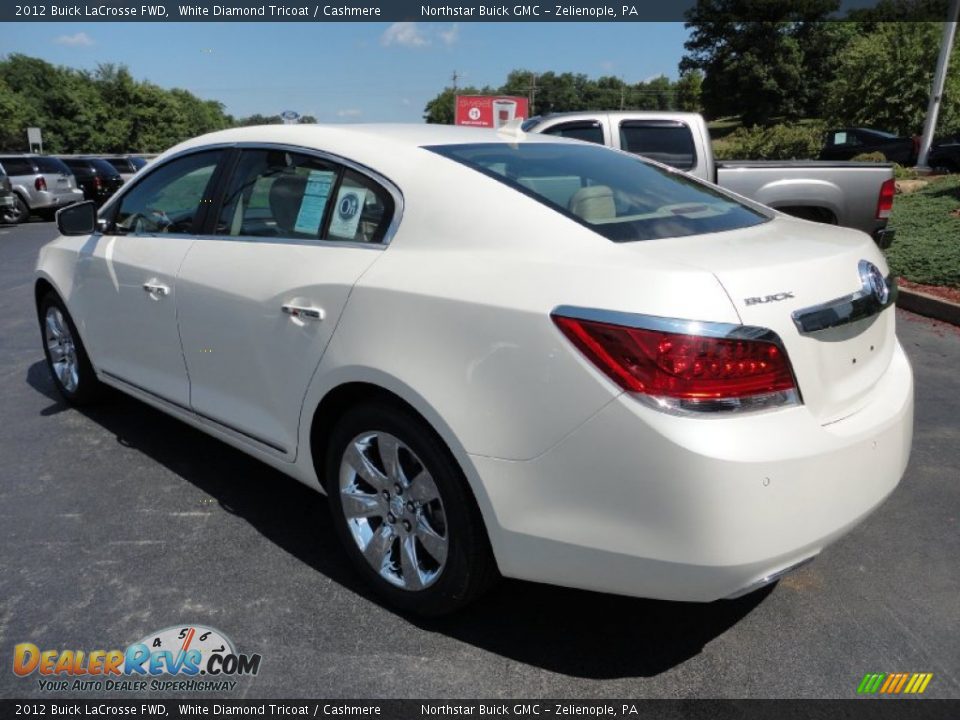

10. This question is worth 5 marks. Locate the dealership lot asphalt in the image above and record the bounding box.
[1,221,958,699]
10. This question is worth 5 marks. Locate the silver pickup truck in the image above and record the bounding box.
[523,111,896,247]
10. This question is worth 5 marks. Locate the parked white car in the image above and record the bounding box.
[37,124,913,615]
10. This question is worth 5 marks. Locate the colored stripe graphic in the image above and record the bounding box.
[858,673,886,694]
[894,673,910,693]
[858,672,933,695]
[880,674,897,693]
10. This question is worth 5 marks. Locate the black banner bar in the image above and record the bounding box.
[3,700,960,720]
[2,0,954,23]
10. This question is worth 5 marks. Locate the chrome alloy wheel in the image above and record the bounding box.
[339,431,449,591]
[44,306,79,393]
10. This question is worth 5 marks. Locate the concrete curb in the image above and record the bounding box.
[897,287,960,326]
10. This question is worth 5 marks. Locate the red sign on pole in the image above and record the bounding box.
[455,95,530,128]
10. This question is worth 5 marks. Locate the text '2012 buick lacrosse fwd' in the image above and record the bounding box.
[36,123,913,615]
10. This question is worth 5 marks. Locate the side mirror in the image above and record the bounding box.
[56,201,97,236]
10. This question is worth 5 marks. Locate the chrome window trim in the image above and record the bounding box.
[792,263,897,334]
[552,304,802,416]
[200,234,387,251]
[97,141,404,249]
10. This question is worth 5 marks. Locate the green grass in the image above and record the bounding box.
[884,175,960,289]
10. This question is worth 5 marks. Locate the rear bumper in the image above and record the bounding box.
[31,189,84,211]
[873,226,895,249]
[472,341,913,601]
[0,195,14,209]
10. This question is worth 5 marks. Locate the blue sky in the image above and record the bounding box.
[1,22,690,121]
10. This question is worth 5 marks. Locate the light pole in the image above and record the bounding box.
[916,0,960,171]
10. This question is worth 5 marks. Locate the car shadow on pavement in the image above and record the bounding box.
[27,360,773,680]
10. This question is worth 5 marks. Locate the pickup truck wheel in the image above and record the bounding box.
[325,402,498,616]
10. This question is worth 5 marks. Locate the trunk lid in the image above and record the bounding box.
[632,216,897,423]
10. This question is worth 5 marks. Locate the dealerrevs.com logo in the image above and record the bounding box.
[13,625,262,692]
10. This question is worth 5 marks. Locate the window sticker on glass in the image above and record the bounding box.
[294,169,335,235]
[329,185,367,240]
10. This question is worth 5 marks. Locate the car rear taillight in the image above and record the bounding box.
[552,312,799,413]
[93,176,102,190]
[876,178,895,219]
[35,176,47,191]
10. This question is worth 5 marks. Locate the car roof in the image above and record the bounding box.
[527,110,705,124]
[171,122,570,150]
[162,123,577,174]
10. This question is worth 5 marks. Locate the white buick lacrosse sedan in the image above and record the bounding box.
[37,124,913,615]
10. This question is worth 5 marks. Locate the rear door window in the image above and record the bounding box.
[215,149,394,244]
[542,121,605,146]
[618,121,698,170]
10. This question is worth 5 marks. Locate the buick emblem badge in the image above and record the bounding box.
[859,260,889,305]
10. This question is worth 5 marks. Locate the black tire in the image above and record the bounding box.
[10,194,30,224]
[38,291,103,405]
[37,207,58,222]
[324,401,498,616]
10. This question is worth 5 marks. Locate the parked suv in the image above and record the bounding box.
[58,157,125,206]
[0,164,17,225]
[101,155,149,183]
[0,155,84,222]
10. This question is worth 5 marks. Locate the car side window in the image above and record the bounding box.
[328,170,393,244]
[543,121,605,145]
[113,150,222,235]
[1,158,35,176]
[216,149,394,244]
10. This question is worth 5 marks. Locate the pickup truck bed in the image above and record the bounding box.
[717,161,895,242]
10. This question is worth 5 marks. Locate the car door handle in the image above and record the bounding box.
[282,304,325,321]
[143,282,170,297]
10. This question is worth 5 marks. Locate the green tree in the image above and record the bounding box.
[674,70,704,113]
[0,78,30,151]
[680,0,841,124]
[644,75,674,111]
[825,22,960,136]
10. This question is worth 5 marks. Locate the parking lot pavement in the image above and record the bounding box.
[1,221,958,700]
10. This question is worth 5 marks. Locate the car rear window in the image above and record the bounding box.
[89,158,121,176]
[35,157,71,174]
[104,158,129,172]
[62,159,93,176]
[428,142,769,242]
[129,157,148,170]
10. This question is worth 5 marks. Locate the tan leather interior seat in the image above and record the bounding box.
[568,185,615,222]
